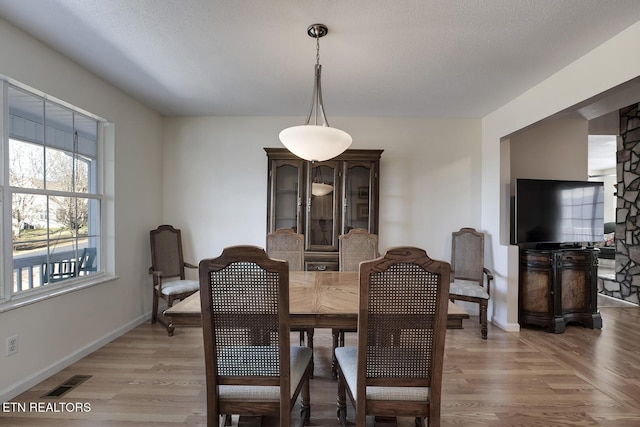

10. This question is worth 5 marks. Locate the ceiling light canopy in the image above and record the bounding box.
[279,24,352,162]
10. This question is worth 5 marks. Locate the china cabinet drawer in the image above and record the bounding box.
[305,261,339,272]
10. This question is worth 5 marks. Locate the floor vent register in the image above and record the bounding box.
[41,375,92,398]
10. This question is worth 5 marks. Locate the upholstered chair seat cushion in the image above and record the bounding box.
[219,346,312,400]
[335,347,429,401]
[155,279,199,296]
[450,279,489,299]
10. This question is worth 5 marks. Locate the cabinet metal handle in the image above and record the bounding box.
[317,264,327,271]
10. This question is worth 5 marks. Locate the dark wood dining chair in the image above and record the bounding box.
[449,227,492,339]
[339,228,378,272]
[199,245,312,427]
[333,228,379,377]
[149,225,199,336]
[335,246,450,426]
[266,229,314,373]
[266,228,305,270]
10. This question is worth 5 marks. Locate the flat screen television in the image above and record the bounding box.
[513,178,604,246]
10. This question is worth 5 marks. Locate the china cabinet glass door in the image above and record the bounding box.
[306,162,340,251]
[271,160,303,233]
[343,161,377,234]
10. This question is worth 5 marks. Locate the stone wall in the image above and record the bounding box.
[601,103,640,304]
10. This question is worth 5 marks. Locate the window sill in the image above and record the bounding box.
[0,274,119,314]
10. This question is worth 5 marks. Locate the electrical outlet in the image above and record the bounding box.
[7,335,18,356]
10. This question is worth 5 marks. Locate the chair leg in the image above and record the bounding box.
[331,329,339,379]
[300,368,311,426]
[414,417,425,427]
[480,300,488,339]
[336,367,347,427]
[307,328,315,379]
[152,292,159,324]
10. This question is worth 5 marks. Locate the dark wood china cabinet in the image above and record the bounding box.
[265,148,382,271]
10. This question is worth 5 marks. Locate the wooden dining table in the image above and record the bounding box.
[164,270,469,336]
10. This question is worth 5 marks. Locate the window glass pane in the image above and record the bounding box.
[12,194,101,290]
[8,85,44,145]
[75,155,90,194]
[45,147,74,192]
[45,100,74,151]
[9,139,44,189]
[84,198,101,277]
[49,195,76,234]
[12,194,48,292]
[75,114,98,158]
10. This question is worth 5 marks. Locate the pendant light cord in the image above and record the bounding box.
[316,33,320,66]
[305,26,329,127]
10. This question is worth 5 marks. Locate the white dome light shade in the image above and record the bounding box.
[279,125,352,162]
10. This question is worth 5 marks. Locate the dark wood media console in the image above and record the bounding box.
[519,248,602,334]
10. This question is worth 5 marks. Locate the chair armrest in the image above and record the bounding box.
[184,262,198,270]
[483,267,493,296]
[149,268,164,277]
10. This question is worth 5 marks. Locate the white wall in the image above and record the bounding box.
[510,119,589,184]
[588,112,619,225]
[162,117,482,267]
[600,170,618,224]
[0,18,163,400]
[482,20,640,332]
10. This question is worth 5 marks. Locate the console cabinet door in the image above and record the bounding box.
[519,250,556,329]
[557,250,601,329]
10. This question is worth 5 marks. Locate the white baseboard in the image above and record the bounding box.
[0,312,150,403]
[491,316,521,332]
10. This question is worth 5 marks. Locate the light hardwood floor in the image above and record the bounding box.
[2,295,640,426]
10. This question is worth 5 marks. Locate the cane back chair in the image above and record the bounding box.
[199,245,312,427]
[449,227,492,339]
[335,247,450,426]
[149,225,199,336]
[333,228,379,377]
[266,229,314,372]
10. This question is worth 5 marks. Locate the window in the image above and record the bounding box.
[2,82,105,303]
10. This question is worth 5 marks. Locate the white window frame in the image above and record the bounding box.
[0,78,115,311]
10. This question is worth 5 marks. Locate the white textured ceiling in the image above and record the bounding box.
[1,0,640,119]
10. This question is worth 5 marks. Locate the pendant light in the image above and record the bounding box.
[279,24,352,162]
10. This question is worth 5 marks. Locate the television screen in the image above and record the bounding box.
[514,179,604,245]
